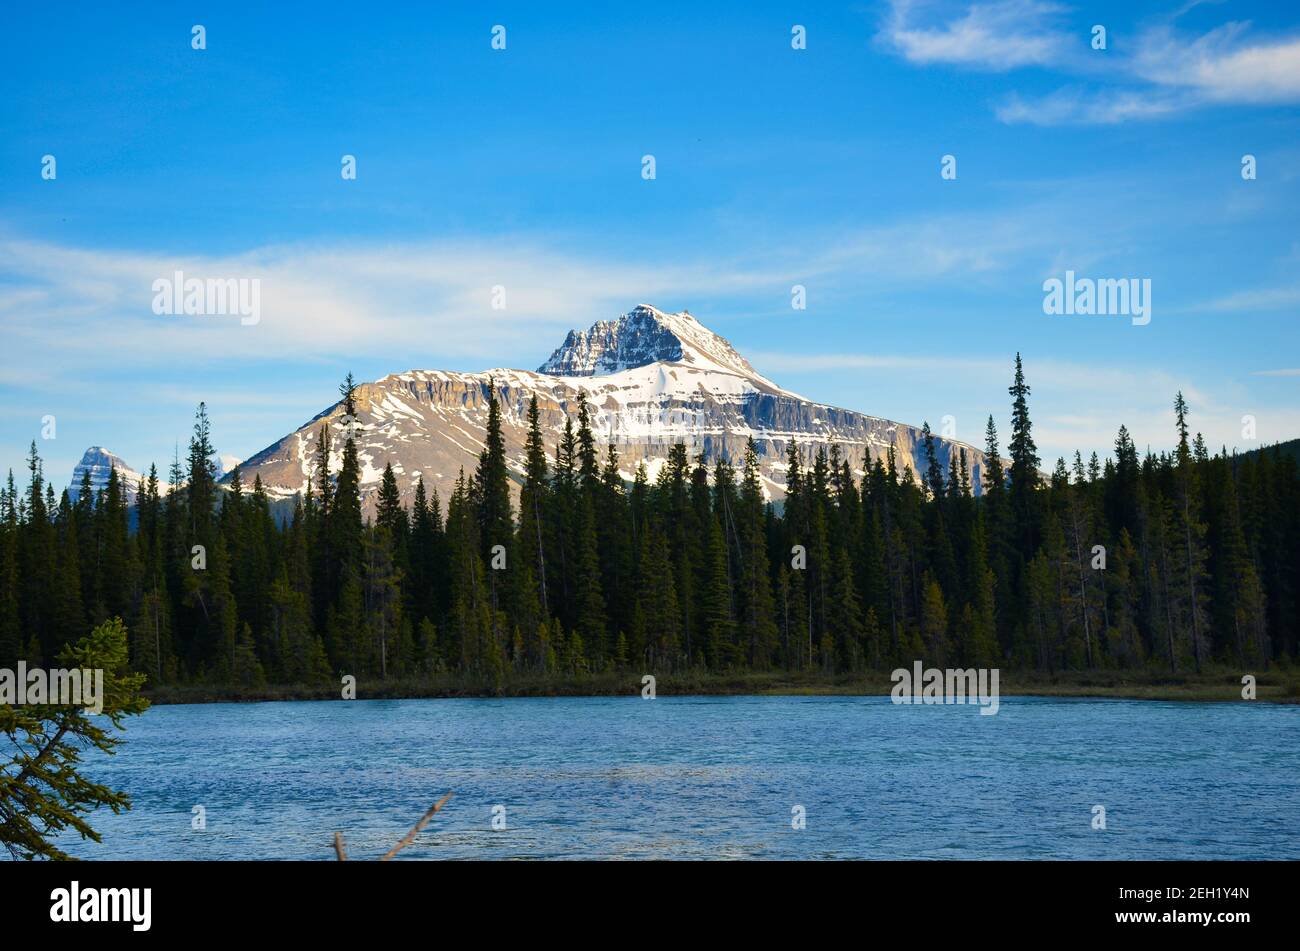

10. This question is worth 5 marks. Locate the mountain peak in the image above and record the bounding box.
[75,446,130,472]
[537,304,767,381]
[69,446,145,502]
[233,303,992,511]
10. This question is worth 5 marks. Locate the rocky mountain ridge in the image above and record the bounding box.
[226,304,990,511]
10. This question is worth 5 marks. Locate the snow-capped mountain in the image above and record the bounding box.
[68,447,149,503]
[67,449,236,504]
[215,454,243,480]
[538,304,775,384]
[230,304,991,511]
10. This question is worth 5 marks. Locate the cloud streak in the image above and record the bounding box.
[882,0,1070,71]
[0,198,1084,379]
[881,1,1300,125]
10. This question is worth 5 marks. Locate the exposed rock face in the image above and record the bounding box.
[231,305,989,511]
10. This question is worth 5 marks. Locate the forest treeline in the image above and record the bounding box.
[1,357,1296,688]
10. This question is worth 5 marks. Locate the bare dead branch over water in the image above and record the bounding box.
[332,792,454,861]
[380,793,453,861]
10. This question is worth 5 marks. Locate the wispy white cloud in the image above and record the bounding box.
[0,199,1080,380]
[1000,24,1300,124]
[881,0,1070,70]
[0,236,772,372]
[881,1,1300,124]
[1195,283,1300,313]
[995,87,1190,125]
[1133,24,1300,103]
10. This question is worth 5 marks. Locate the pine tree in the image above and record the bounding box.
[1215,464,1269,663]
[1171,391,1210,672]
[408,477,446,628]
[0,472,23,669]
[857,502,890,663]
[331,375,364,602]
[205,534,240,679]
[599,443,634,639]
[0,617,148,860]
[377,462,409,572]
[635,519,681,669]
[701,513,735,669]
[1104,528,1143,666]
[922,421,945,501]
[575,391,600,492]
[329,574,367,676]
[18,443,53,662]
[736,439,779,668]
[362,523,403,679]
[1061,466,1099,667]
[233,623,267,687]
[50,492,85,655]
[97,465,132,625]
[572,494,608,666]
[74,469,100,624]
[918,573,950,665]
[134,580,172,684]
[551,416,578,630]
[962,511,999,667]
[476,380,513,560]
[186,405,218,555]
[825,546,863,670]
[519,395,551,620]
[1007,354,1041,551]
[446,472,493,672]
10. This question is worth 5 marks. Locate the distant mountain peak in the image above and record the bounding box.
[69,446,145,502]
[537,304,769,383]
[215,454,243,479]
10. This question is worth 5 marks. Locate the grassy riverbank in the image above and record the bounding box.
[144,666,1300,705]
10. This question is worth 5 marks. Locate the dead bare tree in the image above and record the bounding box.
[333,793,453,861]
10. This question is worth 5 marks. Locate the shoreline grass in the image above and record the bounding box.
[143,666,1300,706]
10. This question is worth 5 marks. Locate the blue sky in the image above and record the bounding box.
[2,0,1298,487]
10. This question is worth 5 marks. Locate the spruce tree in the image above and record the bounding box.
[0,618,148,860]
[519,395,551,619]
[573,495,608,666]
[1171,391,1210,672]
[1006,354,1041,550]
[736,439,779,668]
[635,519,681,669]
[0,472,22,668]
